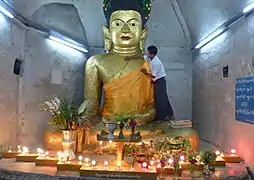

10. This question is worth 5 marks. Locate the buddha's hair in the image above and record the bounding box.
[103,0,151,28]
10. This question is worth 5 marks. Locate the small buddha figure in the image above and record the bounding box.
[83,0,155,125]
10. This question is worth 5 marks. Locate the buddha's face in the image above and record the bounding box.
[110,10,142,48]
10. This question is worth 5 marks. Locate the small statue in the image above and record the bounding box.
[80,0,155,125]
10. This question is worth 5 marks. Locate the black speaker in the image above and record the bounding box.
[223,66,228,78]
[13,59,22,75]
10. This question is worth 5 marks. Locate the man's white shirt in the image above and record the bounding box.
[144,55,166,81]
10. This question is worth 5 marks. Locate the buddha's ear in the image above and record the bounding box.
[103,26,112,52]
[141,27,148,40]
[140,27,148,53]
[103,26,111,40]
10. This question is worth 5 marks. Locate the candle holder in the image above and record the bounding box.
[210,156,226,167]
[16,154,39,162]
[2,152,20,159]
[57,161,82,171]
[35,156,58,166]
[222,149,241,163]
[104,161,109,170]
[84,158,90,167]
[181,162,204,171]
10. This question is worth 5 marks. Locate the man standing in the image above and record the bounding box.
[142,45,175,121]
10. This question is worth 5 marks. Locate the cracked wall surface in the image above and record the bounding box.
[193,13,254,168]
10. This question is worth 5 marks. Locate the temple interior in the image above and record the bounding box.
[0,0,254,179]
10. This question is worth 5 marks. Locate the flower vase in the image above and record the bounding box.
[130,157,135,171]
[203,164,210,176]
[62,130,76,161]
[130,127,136,139]
[118,123,124,139]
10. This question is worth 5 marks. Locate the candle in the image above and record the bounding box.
[220,153,224,157]
[57,152,63,162]
[215,151,220,156]
[231,149,236,156]
[104,161,108,170]
[99,141,103,145]
[117,161,121,171]
[22,146,28,155]
[17,145,21,153]
[109,140,112,144]
[91,160,96,168]
[180,155,185,162]
[37,148,42,155]
[142,162,148,169]
[45,151,49,158]
[78,156,83,164]
[138,142,142,146]
[85,158,89,166]
[168,158,173,166]
[150,160,154,166]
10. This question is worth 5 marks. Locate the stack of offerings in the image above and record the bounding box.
[169,120,192,128]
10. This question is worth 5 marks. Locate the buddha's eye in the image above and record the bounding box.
[128,21,139,27]
[112,21,122,27]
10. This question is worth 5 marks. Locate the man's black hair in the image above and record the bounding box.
[147,45,158,56]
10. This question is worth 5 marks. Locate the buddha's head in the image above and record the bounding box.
[103,0,151,53]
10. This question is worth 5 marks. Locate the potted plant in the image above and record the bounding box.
[129,118,137,139]
[200,150,216,176]
[114,114,134,139]
[39,95,90,160]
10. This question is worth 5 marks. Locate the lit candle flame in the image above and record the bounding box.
[168,158,173,164]
[142,162,147,168]
[91,160,96,166]
[180,155,185,162]
[231,149,236,155]
[215,151,220,156]
[150,160,154,166]
[78,156,83,161]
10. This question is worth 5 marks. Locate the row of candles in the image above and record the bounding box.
[6,145,238,171]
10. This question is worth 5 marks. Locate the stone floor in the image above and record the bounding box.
[0,141,252,180]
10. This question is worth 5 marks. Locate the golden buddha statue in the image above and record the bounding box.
[83,0,155,125]
[43,0,199,153]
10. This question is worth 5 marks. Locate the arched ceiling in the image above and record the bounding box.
[4,0,253,47]
[176,0,253,44]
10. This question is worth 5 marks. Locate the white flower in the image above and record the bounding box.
[54,97,60,105]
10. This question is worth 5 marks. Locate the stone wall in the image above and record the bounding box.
[193,13,254,168]
[0,15,25,149]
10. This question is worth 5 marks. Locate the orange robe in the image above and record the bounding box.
[101,62,154,117]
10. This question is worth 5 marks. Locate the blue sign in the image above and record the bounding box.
[235,76,254,124]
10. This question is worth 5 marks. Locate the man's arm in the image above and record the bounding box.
[141,68,155,78]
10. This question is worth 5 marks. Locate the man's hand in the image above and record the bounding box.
[141,68,147,74]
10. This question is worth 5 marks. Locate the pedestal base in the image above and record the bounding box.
[16,154,39,162]
[210,159,226,167]
[162,167,182,176]
[35,157,58,166]
[181,163,204,170]
[80,164,157,180]
[110,160,130,168]
[57,162,82,171]
[2,152,20,159]
[222,156,241,163]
